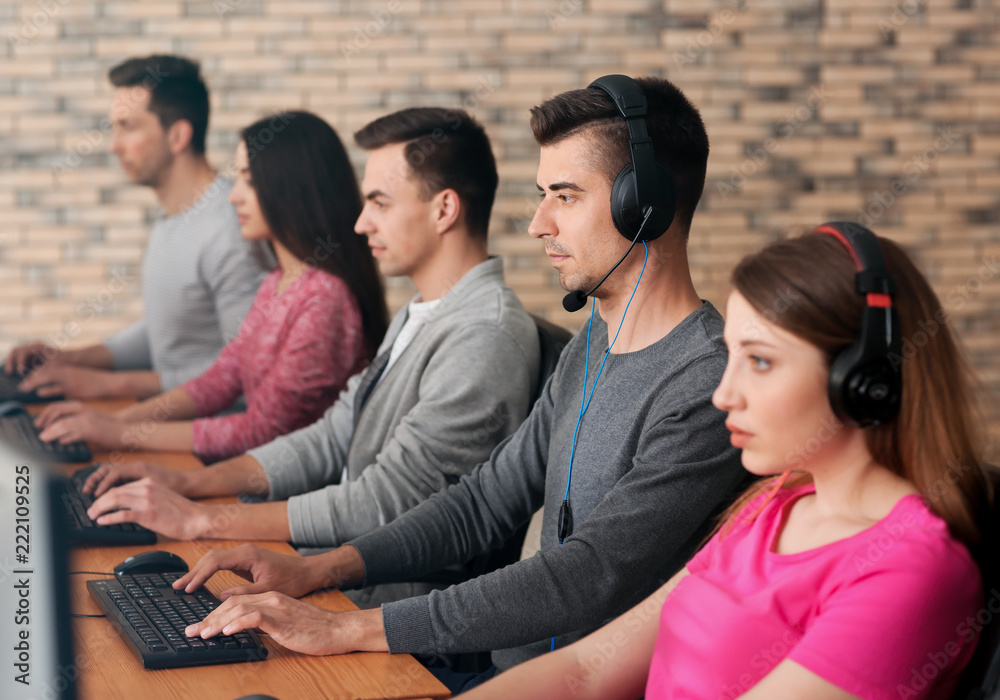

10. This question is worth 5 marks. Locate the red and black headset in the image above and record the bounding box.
[814,222,902,427]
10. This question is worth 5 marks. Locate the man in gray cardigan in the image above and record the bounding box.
[83,109,541,589]
[178,77,745,688]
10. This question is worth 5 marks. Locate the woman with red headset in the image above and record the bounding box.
[463,223,993,700]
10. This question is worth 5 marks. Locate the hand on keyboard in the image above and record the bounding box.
[174,543,328,600]
[82,460,190,498]
[64,465,157,545]
[36,400,127,448]
[4,341,58,375]
[19,364,119,400]
[87,477,211,541]
[184,589,374,657]
[0,408,92,462]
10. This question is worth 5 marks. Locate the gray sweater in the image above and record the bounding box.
[349,302,745,670]
[105,177,267,389]
[249,257,540,553]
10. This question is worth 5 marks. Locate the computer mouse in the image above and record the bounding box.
[232,695,280,700]
[0,400,27,417]
[114,550,189,577]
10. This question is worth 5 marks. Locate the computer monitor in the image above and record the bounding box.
[0,438,76,700]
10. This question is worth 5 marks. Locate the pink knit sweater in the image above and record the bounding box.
[182,266,367,462]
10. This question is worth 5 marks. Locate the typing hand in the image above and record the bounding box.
[82,460,189,498]
[86,478,210,540]
[174,544,329,600]
[184,593,387,656]
[20,365,115,399]
[4,341,58,375]
[35,401,125,448]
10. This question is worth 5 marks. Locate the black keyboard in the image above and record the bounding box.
[0,370,63,403]
[62,465,156,546]
[87,572,268,669]
[0,403,91,462]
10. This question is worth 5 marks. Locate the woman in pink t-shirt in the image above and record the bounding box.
[36,111,388,462]
[465,225,993,700]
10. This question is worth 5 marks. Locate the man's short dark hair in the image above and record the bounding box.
[354,107,498,239]
[108,54,210,155]
[529,76,709,234]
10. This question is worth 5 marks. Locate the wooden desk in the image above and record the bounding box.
[65,451,450,700]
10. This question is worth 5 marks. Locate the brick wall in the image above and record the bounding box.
[2,0,999,446]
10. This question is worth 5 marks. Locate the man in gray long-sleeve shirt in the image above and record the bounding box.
[179,76,746,685]
[7,55,265,400]
[83,109,540,607]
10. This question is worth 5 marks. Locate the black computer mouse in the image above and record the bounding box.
[0,400,27,417]
[232,695,280,700]
[114,550,189,577]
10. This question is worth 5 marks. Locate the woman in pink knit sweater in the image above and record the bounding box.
[36,111,387,462]
[462,225,993,700]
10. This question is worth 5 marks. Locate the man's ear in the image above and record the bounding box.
[166,119,194,156]
[432,188,462,234]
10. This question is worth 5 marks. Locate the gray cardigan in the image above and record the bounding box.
[249,257,540,551]
[348,303,745,670]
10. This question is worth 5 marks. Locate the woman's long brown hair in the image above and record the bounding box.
[714,232,992,551]
[240,111,389,359]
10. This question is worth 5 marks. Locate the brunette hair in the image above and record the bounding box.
[353,107,497,239]
[715,232,991,550]
[529,76,709,235]
[240,111,388,356]
[108,55,210,155]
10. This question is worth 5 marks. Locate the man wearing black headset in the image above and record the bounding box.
[177,75,746,691]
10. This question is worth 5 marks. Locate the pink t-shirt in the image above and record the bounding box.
[182,266,367,462]
[646,484,982,700]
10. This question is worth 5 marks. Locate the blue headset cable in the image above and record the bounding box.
[550,240,648,652]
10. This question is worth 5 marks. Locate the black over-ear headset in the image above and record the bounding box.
[561,75,678,312]
[814,222,902,427]
[589,74,677,242]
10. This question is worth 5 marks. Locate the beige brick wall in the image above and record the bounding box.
[2,0,999,447]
